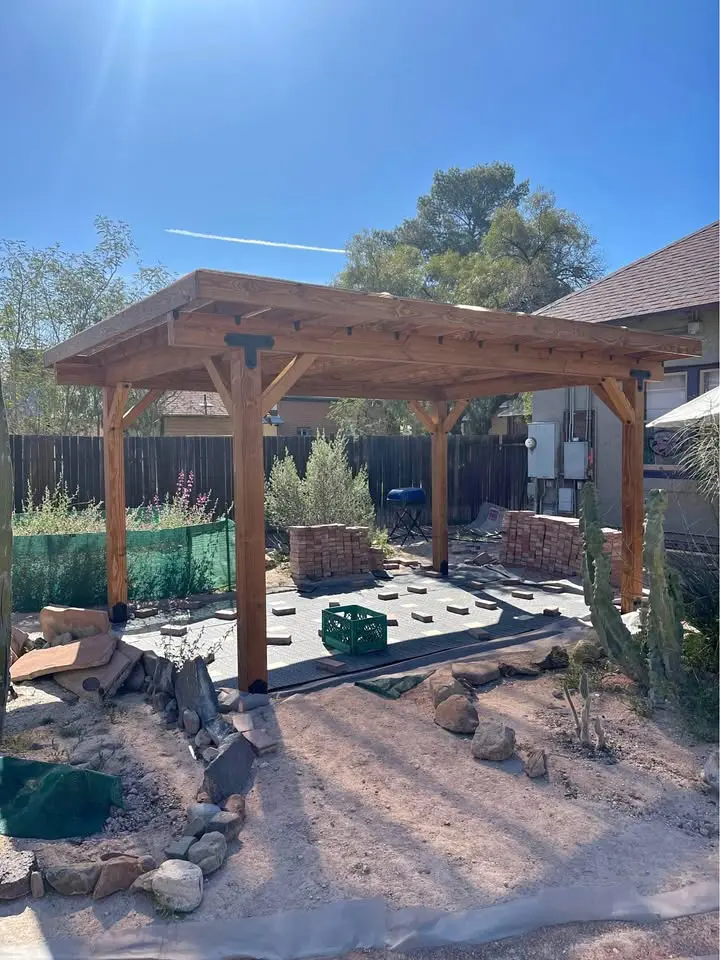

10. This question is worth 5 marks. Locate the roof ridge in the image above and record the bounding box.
[539,220,719,315]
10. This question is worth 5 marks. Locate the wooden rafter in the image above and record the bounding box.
[122,389,163,429]
[204,358,232,413]
[443,400,469,433]
[591,377,636,425]
[261,354,317,415]
[408,400,437,432]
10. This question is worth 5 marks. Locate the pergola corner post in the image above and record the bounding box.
[103,383,130,622]
[230,350,268,693]
[431,401,449,577]
[620,377,645,613]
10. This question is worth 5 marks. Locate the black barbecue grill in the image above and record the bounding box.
[385,487,428,545]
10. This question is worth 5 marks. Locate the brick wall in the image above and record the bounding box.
[499,511,622,584]
[289,524,384,580]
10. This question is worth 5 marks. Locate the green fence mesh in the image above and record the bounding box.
[12,519,235,612]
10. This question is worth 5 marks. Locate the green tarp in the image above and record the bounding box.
[355,670,434,700]
[0,756,123,839]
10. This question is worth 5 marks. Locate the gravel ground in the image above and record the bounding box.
[1,639,717,957]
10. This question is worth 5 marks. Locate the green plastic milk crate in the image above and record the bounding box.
[321,605,388,656]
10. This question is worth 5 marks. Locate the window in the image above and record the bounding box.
[296,427,313,437]
[700,367,719,393]
[645,371,687,466]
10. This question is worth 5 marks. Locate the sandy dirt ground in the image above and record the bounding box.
[1,643,717,958]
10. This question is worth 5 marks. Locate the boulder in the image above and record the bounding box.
[151,860,203,912]
[223,794,246,817]
[201,747,219,763]
[202,733,256,804]
[701,748,719,793]
[0,850,35,900]
[183,709,201,737]
[39,605,110,643]
[471,719,516,761]
[186,832,227,875]
[428,673,467,707]
[206,810,243,841]
[535,645,570,671]
[10,626,29,659]
[10,633,117,682]
[204,715,235,747]
[131,869,157,893]
[195,728,213,750]
[151,692,171,713]
[164,837,196,860]
[150,656,177,696]
[243,729,278,755]
[434,695,479,734]
[164,698,179,724]
[187,802,222,823]
[498,657,541,678]
[123,661,147,693]
[235,693,270,713]
[184,817,208,839]
[45,862,101,896]
[571,637,607,665]
[30,871,45,899]
[174,657,219,726]
[451,661,500,687]
[54,639,143,701]
[523,748,547,779]
[93,856,156,900]
[217,687,242,713]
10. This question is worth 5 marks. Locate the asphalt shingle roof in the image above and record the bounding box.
[540,222,719,323]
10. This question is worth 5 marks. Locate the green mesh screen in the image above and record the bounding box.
[12,519,235,612]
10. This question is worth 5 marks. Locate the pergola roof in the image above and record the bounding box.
[45,269,702,399]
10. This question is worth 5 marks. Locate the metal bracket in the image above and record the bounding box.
[629,369,651,392]
[224,333,275,369]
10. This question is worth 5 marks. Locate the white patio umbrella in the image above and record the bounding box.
[647,385,720,429]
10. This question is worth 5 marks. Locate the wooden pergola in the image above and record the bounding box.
[44,270,701,692]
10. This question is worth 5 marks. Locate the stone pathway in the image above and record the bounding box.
[120,565,590,691]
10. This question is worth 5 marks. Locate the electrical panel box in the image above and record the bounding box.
[558,486,575,514]
[527,422,557,479]
[563,440,589,480]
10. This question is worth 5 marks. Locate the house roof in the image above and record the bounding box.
[161,392,334,417]
[539,222,719,324]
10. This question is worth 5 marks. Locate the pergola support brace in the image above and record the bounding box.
[103,383,130,622]
[122,389,163,429]
[262,354,317,415]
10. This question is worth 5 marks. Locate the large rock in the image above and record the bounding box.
[10,633,117,682]
[202,731,256,804]
[571,635,607,665]
[186,832,227,875]
[523,747,547,779]
[69,735,120,767]
[151,860,203,913]
[123,660,147,693]
[204,715,235,747]
[498,657,541,678]
[151,656,177,696]
[428,673,467,707]
[535,645,570,671]
[701,748,719,793]
[53,639,142,701]
[207,810,243,841]
[434,695,479,734]
[451,661,500,687]
[471,719,516,761]
[39,605,110,643]
[45,862,101,896]
[92,856,156,900]
[183,709,201,737]
[174,657,219,726]
[10,626,28,660]
[0,850,35,900]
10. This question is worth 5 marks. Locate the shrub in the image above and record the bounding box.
[265,433,376,529]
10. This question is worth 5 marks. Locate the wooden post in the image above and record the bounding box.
[230,351,267,692]
[103,384,129,621]
[620,378,645,612]
[431,401,449,576]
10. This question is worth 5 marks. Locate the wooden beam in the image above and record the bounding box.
[262,354,317,415]
[620,379,645,613]
[122,389,163,429]
[443,400,469,433]
[431,401,449,576]
[104,344,211,385]
[205,358,232,413]
[230,351,267,693]
[103,384,129,620]
[408,400,437,433]
[440,373,600,399]
[169,315,664,382]
[591,377,636,425]
[194,271,702,359]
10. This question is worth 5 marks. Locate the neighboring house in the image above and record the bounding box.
[489,396,529,440]
[532,221,719,538]
[160,392,336,438]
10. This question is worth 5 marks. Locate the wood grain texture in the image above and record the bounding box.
[408,401,438,433]
[620,379,645,613]
[103,385,129,609]
[591,378,636,425]
[431,401,449,575]
[231,352,267,692]
[122,389,163,429]
[262,354,317,414]
[205,358,232,413]
[443,400,469,434]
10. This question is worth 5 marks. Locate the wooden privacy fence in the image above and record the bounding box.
[10,434,527,525]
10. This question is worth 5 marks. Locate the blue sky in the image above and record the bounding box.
[1,0,717,286]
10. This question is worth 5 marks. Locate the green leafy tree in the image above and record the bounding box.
[0,217,173,435]
[334,163,601,433]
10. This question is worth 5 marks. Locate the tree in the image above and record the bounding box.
[0,373,11,741]
[0,217,173,435]
[334,163,601,433]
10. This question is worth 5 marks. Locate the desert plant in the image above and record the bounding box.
[580,483,648,686]
[563,671,606,749]
[674,415,720,508]
[265,433,376,529]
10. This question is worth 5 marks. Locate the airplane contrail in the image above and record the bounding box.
[166,228,346,254]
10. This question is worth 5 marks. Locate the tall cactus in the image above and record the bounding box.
[580,483,649,687]
[642,489,686,702]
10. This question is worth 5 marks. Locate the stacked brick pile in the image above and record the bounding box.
[499,511,622,584]
[289,524,384,580]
